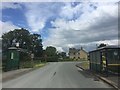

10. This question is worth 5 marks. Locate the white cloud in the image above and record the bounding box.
[1,2,22,10]
[1,0,119,2]
[59,3,81,20]
[24,2,64,33]
[43,2,118,52]
[0,21,20,37]
[1,2,118,53]
[97,39,118,45]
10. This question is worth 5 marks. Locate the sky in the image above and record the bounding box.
[0,0,119,53]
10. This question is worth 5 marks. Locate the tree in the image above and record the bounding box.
[58,52,66,59]
[45,46,57,57]
[97,43,107,48]
[2,28,43,57]
[2,28,30,51]
[30,34,43,57]
[45,46,58,62]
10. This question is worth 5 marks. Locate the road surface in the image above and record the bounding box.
[2,62,112,88]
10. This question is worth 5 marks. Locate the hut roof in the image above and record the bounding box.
[89,45,120,53]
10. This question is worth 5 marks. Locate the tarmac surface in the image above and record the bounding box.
[2,62,113,88]
[76,62,120,90]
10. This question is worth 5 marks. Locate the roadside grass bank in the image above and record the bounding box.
[79,60,89,70]
[34,63,46,68]
[2,61,48,82]
[76,60,89,70]
[20,60,47,69]
[59,58,88,62]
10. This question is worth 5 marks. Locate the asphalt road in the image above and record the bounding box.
[2,62,112,88]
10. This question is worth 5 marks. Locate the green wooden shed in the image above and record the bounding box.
[4,47,20,71]
[89,45,120,75]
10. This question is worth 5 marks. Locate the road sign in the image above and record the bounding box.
[31,53,34,59]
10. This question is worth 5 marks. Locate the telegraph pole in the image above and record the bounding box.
[31,53,34,68]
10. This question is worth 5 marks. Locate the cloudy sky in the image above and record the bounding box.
[0,0,119,53]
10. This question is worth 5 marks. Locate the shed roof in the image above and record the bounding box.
[98,45,120,49]
[89,45,120,53]
[8,47,18,50]
[8,47,28,53]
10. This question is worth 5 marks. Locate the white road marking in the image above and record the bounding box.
[77,67,83,71]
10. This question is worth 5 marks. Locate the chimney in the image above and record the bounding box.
[81,47,83,50]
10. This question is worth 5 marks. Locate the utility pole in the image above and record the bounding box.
[31,53,34,68]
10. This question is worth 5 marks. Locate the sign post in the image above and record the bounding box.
[31,53,34,68]
[44,54,47,62]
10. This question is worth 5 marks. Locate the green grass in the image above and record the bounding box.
[80,61,90,70]
[34,63,46,68]
[20,61,33,68]
[20,60,47,68]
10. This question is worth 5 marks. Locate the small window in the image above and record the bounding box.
[11,52,14,59]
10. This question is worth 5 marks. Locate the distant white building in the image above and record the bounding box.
[69,47,88,60]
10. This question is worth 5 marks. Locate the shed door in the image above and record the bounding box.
[101,51,106,71]
[7,51,19,71]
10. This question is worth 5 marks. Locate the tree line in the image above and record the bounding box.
[2,28,107,62]
[2,28,67,62]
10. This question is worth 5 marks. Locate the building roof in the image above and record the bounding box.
[8,47,28,53]
[89,45,120,53]
[8,47,18,50]
[79,49,88,54]
[69,47,88,54]
[69,48,78,53]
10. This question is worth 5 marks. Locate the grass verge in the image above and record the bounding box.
[79,60,89,70]
[34,63,46,68]
[20,60,47,69]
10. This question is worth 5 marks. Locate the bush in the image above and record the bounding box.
[60,58,74,61]
[46,56,58,62]
[20,61,33,68]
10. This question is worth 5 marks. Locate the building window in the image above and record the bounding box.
[11,52,14,59]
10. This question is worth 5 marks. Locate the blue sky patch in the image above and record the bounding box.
[1,2,118,52]
[2,8,28,28]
